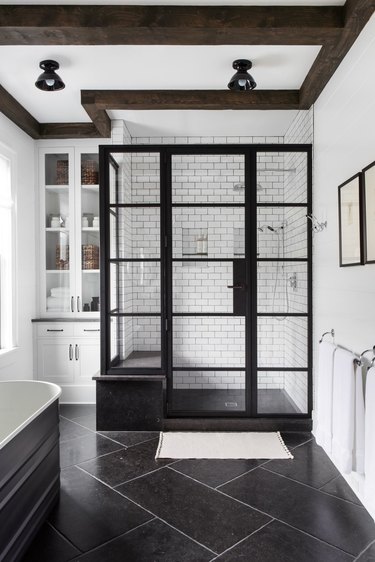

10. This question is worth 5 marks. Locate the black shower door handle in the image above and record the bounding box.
[227,283,246,290]
[231,260,246,315]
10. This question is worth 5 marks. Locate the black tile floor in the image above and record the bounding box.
[22,405,375,562]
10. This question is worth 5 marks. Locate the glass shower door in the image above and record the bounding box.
[169,153,248,414]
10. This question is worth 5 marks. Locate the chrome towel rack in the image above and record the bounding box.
[319,329,335,343]
[320,329,375,366]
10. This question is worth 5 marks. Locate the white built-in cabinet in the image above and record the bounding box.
[34,141,106,402]
[39,145,101,317]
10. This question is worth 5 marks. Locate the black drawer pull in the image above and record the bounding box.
[47,329,64,332]
[83,329,100,332]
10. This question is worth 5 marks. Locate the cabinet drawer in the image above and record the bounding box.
[36,323,75,337]
[74,323,100,337]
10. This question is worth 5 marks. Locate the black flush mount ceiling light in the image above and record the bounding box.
[228,59,256,91]
[35,60,65,91]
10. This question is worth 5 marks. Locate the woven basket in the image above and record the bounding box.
[82,160,99,185]
[82,244,99,269]
[56,160,69,185]
[56,245,69,269]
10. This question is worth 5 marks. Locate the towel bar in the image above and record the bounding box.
[356,346,375,367]
[319,329,335,343]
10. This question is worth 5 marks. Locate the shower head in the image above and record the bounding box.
[267,226,275,232]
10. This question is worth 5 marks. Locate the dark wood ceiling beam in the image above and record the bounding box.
[0,5,342,45]
[82,90,300,112]
[39,123,102,139]
[0,84,40,138]
[299,0,375,107]
[81,92,112,137]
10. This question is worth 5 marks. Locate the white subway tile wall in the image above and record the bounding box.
[172,154,245,204]
[173,370,245,390]
[257,317,308,369]
[108,130,310,413]
[173,262,233,313]
[173,317,246,369]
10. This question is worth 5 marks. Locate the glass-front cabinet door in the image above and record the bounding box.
[39,146,101,317]
[41,148,75,315]
[77,152,100,315]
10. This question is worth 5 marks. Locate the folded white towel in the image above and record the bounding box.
[46,296,70,311]
[315,341,336,454]
[332,347,356,474]
[50,287,70,298]
[364,366,375,519]
[354,366,365,474]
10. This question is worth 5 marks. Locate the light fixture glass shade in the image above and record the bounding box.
[35,60,65,91]
[228,59,256,91]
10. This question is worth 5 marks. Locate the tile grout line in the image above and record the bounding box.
[270,518,356,559]
[112,461,181,489]
[117,436,159,448]
[172,466,360,558]
[353,538,375,561]
[67,518,158,560]
[46,521,84,556]
[166,465,274,521]
[260,466,368,508]
[76,465,218,557]
[60,413,160,449]
[208,519,275,561]
[213,462,270,490]
[62,445,126,470]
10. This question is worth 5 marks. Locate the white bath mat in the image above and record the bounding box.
[155,431,293,460]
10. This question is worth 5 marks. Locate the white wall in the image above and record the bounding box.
[313,14,375,361]
[313,14,375,512]
[0,114,36,380]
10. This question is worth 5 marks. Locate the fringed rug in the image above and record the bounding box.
[155,431,293,460]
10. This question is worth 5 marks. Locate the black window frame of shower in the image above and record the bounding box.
[99,144,313,419]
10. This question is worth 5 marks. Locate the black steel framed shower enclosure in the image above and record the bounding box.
[99,144,312,420]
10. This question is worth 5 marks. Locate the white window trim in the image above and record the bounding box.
[0,141,17,356]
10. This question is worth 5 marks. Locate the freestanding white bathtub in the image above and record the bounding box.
[0,380,61,562]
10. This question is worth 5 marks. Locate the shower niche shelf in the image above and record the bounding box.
[181,228,208,257]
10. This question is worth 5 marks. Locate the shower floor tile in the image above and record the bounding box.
[171,388,300,413]
[21,405,375,562]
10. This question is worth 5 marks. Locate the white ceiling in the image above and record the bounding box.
[0,0,340,136]
[0,44,320,136]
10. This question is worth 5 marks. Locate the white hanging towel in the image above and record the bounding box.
[354,366,365,474]
[315,341,336,454]
[364,366,375,519]
[331,347,356,474]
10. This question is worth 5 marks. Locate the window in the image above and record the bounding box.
[0,150,15,350]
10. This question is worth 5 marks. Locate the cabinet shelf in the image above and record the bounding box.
[82,227,99,232]
[46,227,69,232]
[45,185,69,190]
[81,184,99,191]
[46,269,69,273]
[82,269,100,273]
